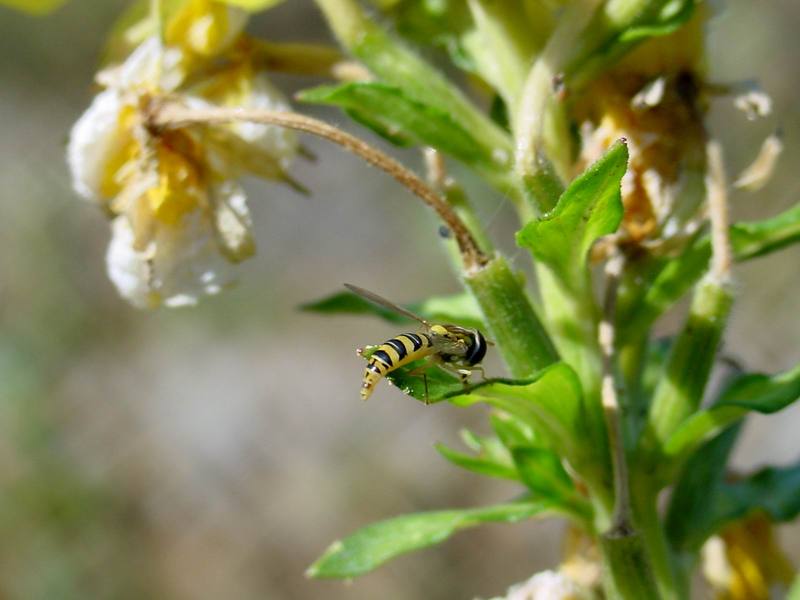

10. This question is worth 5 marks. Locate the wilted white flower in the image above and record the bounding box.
[68,14,296,307]
[481,570,593,600]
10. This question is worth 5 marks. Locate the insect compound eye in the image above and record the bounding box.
[465,330,488,365]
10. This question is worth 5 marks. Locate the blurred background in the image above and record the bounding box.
[0,1,798,598]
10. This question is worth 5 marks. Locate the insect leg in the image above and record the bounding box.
[471,365,488,381]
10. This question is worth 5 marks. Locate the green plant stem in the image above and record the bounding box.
[513,0,599,205]
[600,525,662,600]
[464,0,543,111]
[644,277,732,449]
[630,480,676,600]
[464,256,558,378]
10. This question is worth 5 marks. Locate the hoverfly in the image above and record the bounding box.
[345,284,488,401]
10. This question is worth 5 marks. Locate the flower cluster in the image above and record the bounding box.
[68,1,296,307]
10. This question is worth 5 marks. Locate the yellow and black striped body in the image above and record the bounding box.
[361,333,434,400]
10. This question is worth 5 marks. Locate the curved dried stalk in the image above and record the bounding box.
[706,141,732,283]
[147,98,488,270]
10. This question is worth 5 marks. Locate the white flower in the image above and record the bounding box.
[482,570,593,600]
[67,30,296,308]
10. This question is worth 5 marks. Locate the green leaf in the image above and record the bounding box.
[298,83,495,167]
[663,364,800,466]
[670,463,800,551]
[511,447,592,522]
[435,433,518,481]
[731,201,800,259]
[343,107,415,147]
[516,141,628,291]
[383,366,492,404]
[490,411,536,447]
[665,424,741,551]
[315,0,520,200]
[616,0,695,43]
[379,361,595,482]
[567,0,696,88]
[619,202,800,343]
[0,0,67,14]
[512,447,571,495]
[300,289,486,330]
[307,501,550,578]
[449,363,601,480]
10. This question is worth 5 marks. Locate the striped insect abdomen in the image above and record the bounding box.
[361,333,433,400]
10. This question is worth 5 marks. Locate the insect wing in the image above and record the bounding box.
[344,283,430,327]
[429,330,468,357]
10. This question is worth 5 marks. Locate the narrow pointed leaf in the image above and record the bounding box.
[665,424,741,551]
[298,83,495,167]
[731,201,800,260]
[343,107,415,147]
[516,141,628,291]
[435,442,518,481]
[315,0,512,163]
[511,447,592,522]
[448,363,600,480]
[669,462,800,550]
[512,447,571,494]
[663,363,800,464]
[301,289,485,330]
[619,201,800,343]
[490,411,536,447]
[567,0,696,88]
[307,501,550,578]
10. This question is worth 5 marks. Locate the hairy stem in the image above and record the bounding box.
[148,100,488,270]
[464,256,558,378]
[644,141,734,449]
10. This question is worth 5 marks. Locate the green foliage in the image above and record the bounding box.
[435,432,518,481]
[619,201,800,342]
[669,460,800,551]
[307,501,550,579]
[298,83,497,168]
[663,364,800,469]
[511,447,593,523]
[298,2,800,597]
[567,0,696,87]
[517,141,628,292]
[67,0,800,597]
[449,364,602,487]
[301,288,485,330]
[732,201,800,260]
[665,424,740,552]
[643,279,733,449]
